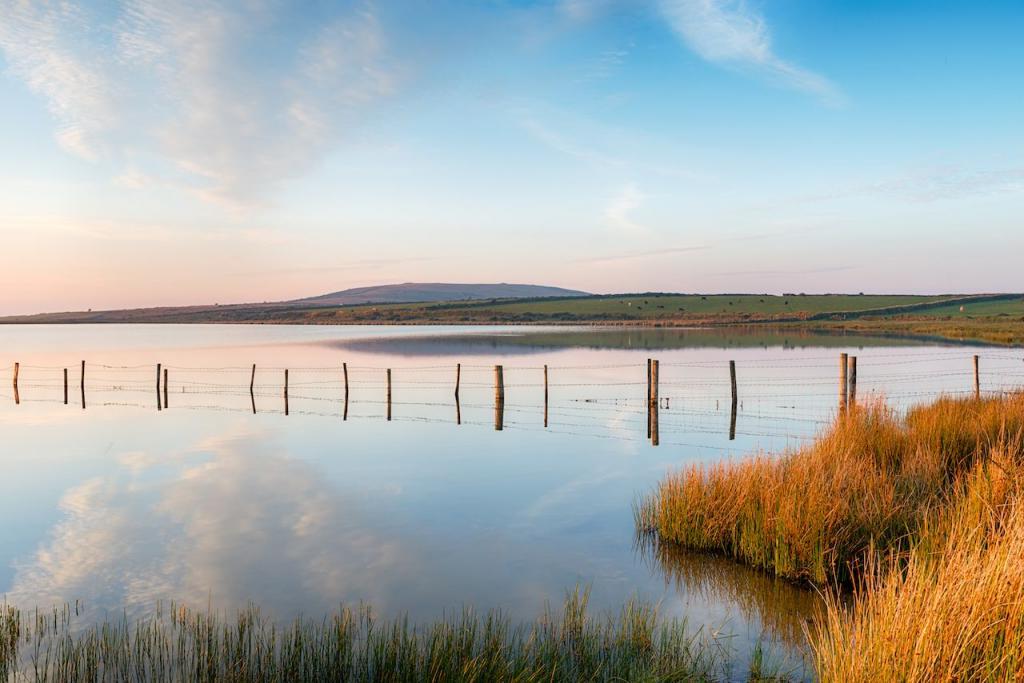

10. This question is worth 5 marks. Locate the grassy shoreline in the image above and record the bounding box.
[638,393,1024,680]
[0,590,790,682]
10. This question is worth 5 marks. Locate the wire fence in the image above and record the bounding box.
[3,350,1023,448]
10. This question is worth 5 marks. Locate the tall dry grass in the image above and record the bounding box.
[636,394,1024,585]
[811,441,1024,680]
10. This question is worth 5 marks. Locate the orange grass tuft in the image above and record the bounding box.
[637,394,1024,586]
[811,442,1024,680]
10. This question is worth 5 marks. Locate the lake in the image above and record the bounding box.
[2,324,1021,680]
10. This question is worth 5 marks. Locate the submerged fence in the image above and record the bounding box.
[4,350,1024,446]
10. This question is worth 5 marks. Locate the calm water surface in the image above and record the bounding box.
[2,325,1021,679]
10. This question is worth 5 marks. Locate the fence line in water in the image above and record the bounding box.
[4,353,1023,444]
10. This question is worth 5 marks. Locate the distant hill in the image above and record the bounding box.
[0,282,590,323]
[293,283,589,306]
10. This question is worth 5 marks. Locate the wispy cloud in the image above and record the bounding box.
[656,0,843,105]
[707,265,857,277]
[0,1,400,205]
[518,116,623,168]
[0,2,116,159]
[604,182,648,234]
[863,165,1024,202]
[578,245,709,266]
[557,0,617,23]
[790,163,1024,205]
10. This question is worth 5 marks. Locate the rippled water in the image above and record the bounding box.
[2,324,1020,679]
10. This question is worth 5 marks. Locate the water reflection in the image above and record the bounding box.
[636,533,822,659]
[324,326,955,357]
[6,431,417,621]
[2,323,1014,680]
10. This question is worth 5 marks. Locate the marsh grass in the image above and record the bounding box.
[637,394,1024,586]
[639,392,1024,680]
[810,440,1024,680]
[0,589,789,682]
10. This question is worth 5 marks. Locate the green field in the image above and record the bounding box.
[3,293,1023,345]
[880,296,1024,318]
[429,293,946,318]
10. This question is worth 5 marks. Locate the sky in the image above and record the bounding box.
[0,0,1022,314]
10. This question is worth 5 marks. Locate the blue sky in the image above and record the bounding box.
[0,0,1021,313]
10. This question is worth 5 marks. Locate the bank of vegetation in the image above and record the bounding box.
[0,590,786,682]
[4,293,1022,346]
[638,393,1024,680]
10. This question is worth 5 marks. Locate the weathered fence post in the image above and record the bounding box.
[646,359,652,439]
[80,360,85,410]
[848,356,857,408]
[284,369,289,416]
[156,363,162,411]
[12,362,18,405]
[455,363,460,400]
[839,353,849,412]
[250,364,256,394]
[651,360,659,446]
[63,368,68,405]
[163,367,168,409]
[647,360,663,446]
[494,365,504,431]
[729,360,738,440]
[386,368,392,421]
[973,355,980,399]
[651,360,659,409]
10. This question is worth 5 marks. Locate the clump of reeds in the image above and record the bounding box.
[636,394,1024,586]
[0,589,784,682]
[810,441,1024,680]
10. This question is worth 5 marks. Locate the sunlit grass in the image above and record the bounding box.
[639,392,1024,680]
[637,394,1024,586]
[810,440,1024,680]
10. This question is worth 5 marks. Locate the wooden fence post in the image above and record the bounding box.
[250,364,256,394]
[156,363,162,411]
[63,368,68,405]
[343,362,349,420]
[284,369,289,416]
[494,365,504,431]
[386,368,392,421]
[163,367,168,409]
[646,359,652,439]
[839,353,849,412]
[973,355,980,399]
[80,360,85,410]
[650,360,659,446]
[848,356,857,408]
[12,362,18,405]
[454,363,461,424]
[729,360,738,440]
